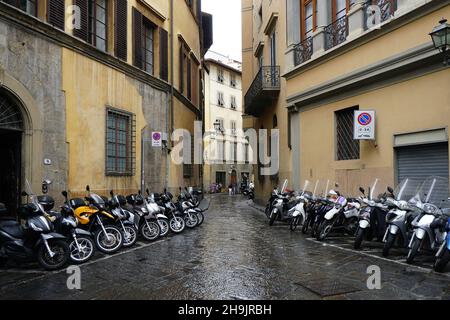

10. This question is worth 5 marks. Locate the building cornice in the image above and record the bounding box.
[263,12,278,35]
[173,89,202,118]
[287,43,448,112]
[137,0,166,21]
[0,2,170,92]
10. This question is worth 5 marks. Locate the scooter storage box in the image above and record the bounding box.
[117,195,127,206]
[70,198,86,209]
[37,195,55,211]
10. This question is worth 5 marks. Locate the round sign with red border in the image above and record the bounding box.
[357,112,372,126]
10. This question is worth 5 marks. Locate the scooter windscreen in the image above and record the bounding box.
[392,178,422,201]
[411,176,449,208]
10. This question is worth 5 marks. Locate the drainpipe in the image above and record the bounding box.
[141,125,147,193]
[167,0,174,193]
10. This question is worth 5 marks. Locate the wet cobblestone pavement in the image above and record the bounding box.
[1,194,450,300]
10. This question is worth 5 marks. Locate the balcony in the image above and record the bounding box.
[325,15,349,51]
[293,37,313,67]
[244,66,280,116]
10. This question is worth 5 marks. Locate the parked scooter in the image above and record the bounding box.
[382,178,422,257]
[145,189,170,237]
[0,180,69,270]
[290,180,312,231]
[268,180,297,226]
[50,191,96,264]
[433,214,450,272]
[71,186,124,254]
[108,190,138,248]
[406,176,449,264]
[316,193,360,241]
[354,179,389,249]
[156,190,186,234]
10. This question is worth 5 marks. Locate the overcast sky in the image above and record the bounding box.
[202,0,242,62]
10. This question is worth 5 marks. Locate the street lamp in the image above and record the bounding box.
[430,18,450,65]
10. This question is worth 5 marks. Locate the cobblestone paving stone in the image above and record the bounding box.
[0,194,449,300]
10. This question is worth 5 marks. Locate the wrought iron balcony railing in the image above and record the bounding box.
[325,15,349,51]
[244,66,280,117]
[364,0,397,29]
[293,37,313,66]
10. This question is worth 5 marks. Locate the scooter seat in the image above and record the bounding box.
[0,221,23,238]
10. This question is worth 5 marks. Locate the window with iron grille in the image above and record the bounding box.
[106,108,136,176]
[336,107,360,161]
[88,0,108,52]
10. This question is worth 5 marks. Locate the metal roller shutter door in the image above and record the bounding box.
[396,142,449,183]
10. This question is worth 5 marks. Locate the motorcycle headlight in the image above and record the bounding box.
[396,201,409,211]
[141,207,148,213]
[423,203,437,215]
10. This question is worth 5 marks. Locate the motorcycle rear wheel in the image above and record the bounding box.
[434,249,450,273]
[37,239,69,270]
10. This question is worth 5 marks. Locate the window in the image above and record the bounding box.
[332,0,355,21]
[4,0,36,16]
[230,73,237,88]
[230,96,237,109]
[230,120,237,136]
[216,118,224,132]
[336,107,360,160]
[301,0,316,40]
[216,171,226,186]
[270,30,276,66]
[106,108,136,175]
[142,21,155,74]
[217,68,224,83]
[88,0,108,52]
[217,92,224,107]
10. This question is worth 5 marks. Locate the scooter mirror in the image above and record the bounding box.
[110,190,114,197]
[62,191,68,198]
[86,185,90,192]
[387,187,394,194]
[335,183,340,188]
[359,187,365,195]
[146,188,150,195]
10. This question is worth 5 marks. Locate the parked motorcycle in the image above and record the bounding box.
[382,178,422,257]
[268,180,297,226]
[71,186,124,254]
[145,189,170,237]
[290,180,312,231]
[0,180,69,270]
[354,179,389,249]
[108,190,138,248]
[126,193,161,241]
[50,191,96,264]
[406,176,449,264]
[156,190,186,234]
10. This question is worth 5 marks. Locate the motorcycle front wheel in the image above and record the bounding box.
[382,233,396,257]
[196,211,204,226]
[95,226,123,254]
[354,228,366,250]
[37,239,69,270]
[184,213,198,228]
[434,249,450,273]
[406,238,422,264]
[140,221,161,241]
[317,220,333,241]
[122,225,138,248]
[158,219,170,237]
[169,216,185,233]
[269,210,277,226]
[69,235,95,264]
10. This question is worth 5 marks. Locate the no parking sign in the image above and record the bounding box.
[354,111,376,140]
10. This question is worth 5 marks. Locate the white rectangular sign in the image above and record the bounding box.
[152,132,162,147]
[354,110,376,140]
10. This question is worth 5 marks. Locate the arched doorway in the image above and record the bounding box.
[0,89,24,214]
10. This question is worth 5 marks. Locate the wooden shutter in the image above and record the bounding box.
[115,0,128,61]
[179,46,184,93]
[73,0,88,41]
[159,28,168,81]
[132,7,143,69]
[187,58,191,100]
[48,0,65,30]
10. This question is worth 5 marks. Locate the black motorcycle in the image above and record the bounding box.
[0,187,69,270]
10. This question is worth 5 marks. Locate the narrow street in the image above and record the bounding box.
[0,195,449,300]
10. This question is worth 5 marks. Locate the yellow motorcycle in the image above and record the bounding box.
[69,186,123,254]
